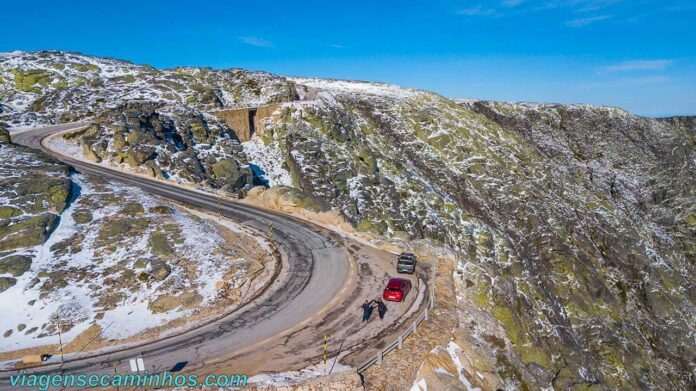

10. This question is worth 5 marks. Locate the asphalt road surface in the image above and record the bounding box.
[1,123,352,390]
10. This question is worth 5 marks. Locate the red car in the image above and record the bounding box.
[383,278,412,302]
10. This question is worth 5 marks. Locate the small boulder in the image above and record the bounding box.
[27,278,40,289]
[143,161,163,179]
[121,202,145,216]
[15,177,71,213]
[148,291,202,313]
[0,277,16,292]
[212,159,240,180]
[0,206,21,219]
[150,261,171,281]
[0,213,60,251]
[148,232,172,256]
[149,205,172,215]
[126,150,153,168]
[72,211,93,224]
[0,124,10,144]
[211,159,253,189]
[82,143,102,163]
[113,132,127,152]
[126,131,147,145]
[133,258,148,269]
[0,255,32,277]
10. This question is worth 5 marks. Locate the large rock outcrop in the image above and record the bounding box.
[78,102,254,192]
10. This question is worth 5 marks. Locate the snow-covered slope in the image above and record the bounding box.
[0,122,273,354]
[0,51,297,127]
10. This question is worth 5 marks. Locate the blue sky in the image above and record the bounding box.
[1,0,694,116]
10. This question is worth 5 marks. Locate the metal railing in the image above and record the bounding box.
[356,265,436,374]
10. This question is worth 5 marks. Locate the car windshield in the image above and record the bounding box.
[387,287,400,291]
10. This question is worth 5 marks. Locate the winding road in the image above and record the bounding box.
[1,123,353,389]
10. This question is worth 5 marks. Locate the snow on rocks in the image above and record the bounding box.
[242,136,293,187]
[290,77,423,101]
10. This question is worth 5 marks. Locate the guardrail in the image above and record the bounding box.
[356,264,437,374]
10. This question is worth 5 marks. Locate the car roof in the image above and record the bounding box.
[387,278,409,287]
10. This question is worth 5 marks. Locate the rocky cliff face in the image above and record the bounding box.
[257,85,695,389]
[1,51,694,389]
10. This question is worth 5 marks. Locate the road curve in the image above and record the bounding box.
[1,123,351,389]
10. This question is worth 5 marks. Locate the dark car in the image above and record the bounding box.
[383,278,412,302]
[396,252,417,274]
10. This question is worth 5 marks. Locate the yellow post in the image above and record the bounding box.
[55,315,64,364]
[323,334,327,374]
[216,194,221,221]
[233,287,240,303]
[114,364,119,391]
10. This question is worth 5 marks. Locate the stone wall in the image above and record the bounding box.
[210,104,281,142]
[210,108,252,141]
[253,104,282,137]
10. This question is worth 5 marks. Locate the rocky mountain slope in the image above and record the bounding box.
[1,51,694,389]
[260,84,695,390]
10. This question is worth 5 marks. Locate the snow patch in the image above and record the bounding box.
[290,77,422,100]
[242,136,292,187]
[446,341,482,391]
[248,361,353,387]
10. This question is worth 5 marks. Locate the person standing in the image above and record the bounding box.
[360,300,374,322]
[377,299,387,320]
